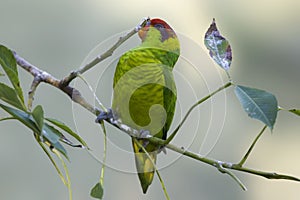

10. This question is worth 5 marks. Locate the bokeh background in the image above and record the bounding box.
[1,0,300,199]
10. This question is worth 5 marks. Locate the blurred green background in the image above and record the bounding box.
[1,0,300,199]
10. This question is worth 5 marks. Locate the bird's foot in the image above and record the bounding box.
[95,108,113,123]
[138,140,150,153]
[137,130,151,152]
[139,129,151,139]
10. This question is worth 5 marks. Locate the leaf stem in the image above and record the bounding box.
[53,149,72,200]
[77,74,107,113]
[165,81,232,144]
[35,135,67,185]
[99,121,107,186]
[237,125,267,167]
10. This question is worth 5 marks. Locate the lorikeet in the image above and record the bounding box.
[112,18,180,193]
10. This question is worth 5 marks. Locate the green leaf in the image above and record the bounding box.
[0,103,39,133]
[0,71,4,76]
[0,102,69,160]
[45,123,83,149]
[234,85,278,130]
[0,102,68,156]
[45,122,67,142]
[32,105,44,131]
[43,123,68,159]
[0,45,24,103]
[0,82,26,110]
[288,109,300,117]
[42,123,60,144]
[46,118,88,148]
[90,182,104,199]
[204,18,232,71]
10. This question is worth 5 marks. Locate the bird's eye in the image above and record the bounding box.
[154,23,164,29]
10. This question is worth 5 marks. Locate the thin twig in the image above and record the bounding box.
[61,17,149,86]
[230,164,300,182]
[28,76,41,111]
[99,121,107,186]
[13,18,149,114]
[216,161,247,191]
[14,52,98,114]
[165,143,300,183]
[77,74,107,113]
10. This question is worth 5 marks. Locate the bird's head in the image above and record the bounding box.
[138,18,179,52]
[138,18,177,42]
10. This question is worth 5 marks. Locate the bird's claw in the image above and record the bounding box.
[137,130,151,152]
[95,108,113,123]
[139,129,151,139]
[158,146,167,154]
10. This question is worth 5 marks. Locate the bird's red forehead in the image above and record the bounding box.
[149,18,172,29]
[138,18,174,41]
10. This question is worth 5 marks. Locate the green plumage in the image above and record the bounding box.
[112,22,180,193]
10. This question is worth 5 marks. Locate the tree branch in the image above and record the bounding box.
[60,17,150,86]
[165,143,300,183]
[13,51,99,114]
[28,76,41,111]
[11,19,300,191]
[13,18,149,115]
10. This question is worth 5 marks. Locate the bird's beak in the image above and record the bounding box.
[138,20,151,41]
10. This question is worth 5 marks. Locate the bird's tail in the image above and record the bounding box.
[132,139,157,194]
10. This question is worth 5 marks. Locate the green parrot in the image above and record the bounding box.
[112,18,180,193]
